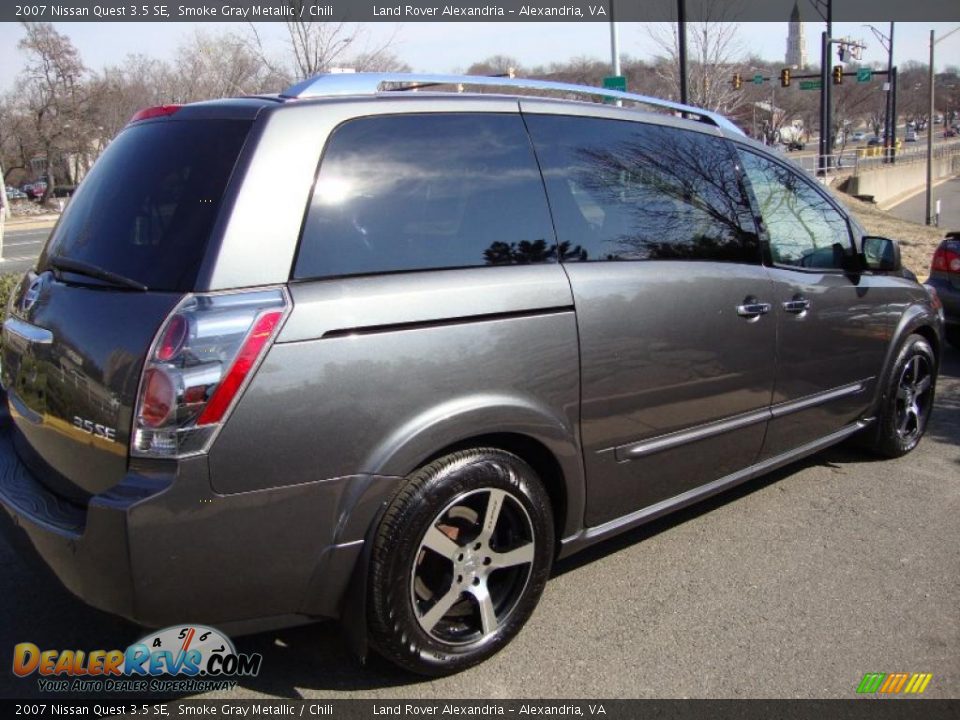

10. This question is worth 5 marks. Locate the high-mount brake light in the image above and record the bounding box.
[129,105,182,124]
[132,288,289,458]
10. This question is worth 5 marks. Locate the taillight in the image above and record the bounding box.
[129,104,182,124]
[132,288,290,458]
[931,246,960,274]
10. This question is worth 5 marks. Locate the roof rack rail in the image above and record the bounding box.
[280,73,744,136]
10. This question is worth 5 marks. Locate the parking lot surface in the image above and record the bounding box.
[1,349,958,700]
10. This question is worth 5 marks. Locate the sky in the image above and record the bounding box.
[1,20,959,93]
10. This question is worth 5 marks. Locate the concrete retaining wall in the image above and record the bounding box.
[847,154,960,205]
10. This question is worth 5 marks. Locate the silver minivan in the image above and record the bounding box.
[0,74,942,675]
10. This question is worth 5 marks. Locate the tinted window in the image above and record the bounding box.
[294,114,555,280]
[43,119,252,292]
[739,150,851,269]
[524,115,759,263]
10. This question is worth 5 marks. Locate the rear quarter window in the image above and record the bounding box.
[293,113,556,280]
[43,119,252,292]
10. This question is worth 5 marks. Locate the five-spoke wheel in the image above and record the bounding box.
[368,448,553,676]
[865,334,937,458]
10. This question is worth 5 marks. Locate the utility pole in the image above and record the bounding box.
[926,25,960,225]
[927,28,935,225]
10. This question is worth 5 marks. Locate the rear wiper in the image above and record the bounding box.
[47,256,148,292]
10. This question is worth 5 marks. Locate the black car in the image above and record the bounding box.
[927,232,960,348]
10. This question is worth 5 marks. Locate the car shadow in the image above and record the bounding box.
[2,347,958,698]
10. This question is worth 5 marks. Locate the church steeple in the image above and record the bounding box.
[786,1,807,69]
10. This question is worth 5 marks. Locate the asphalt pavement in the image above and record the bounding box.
[1,218,54,276]
[1,345,957,700]
[889,176,960,232]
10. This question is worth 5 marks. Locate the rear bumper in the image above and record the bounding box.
[0,392,398,631]
[927,278,960,328]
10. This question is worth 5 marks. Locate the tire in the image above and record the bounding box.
[866,334,937,458]
[367,448,554,676]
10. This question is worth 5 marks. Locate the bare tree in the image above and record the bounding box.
[168,30,282,103]
[16,22,90,202]
[646,1,746,115]
[247,15,402,83]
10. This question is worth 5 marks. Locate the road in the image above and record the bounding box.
[889,176,960,231]
[1,345,957,700]
[1,222,52,276]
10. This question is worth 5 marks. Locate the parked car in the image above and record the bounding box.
[905,129,919,142]
[784,138,805,151]
[0,73,943,677]
[852,131,866,141]
[944,128,957,138]
[926,232,960,348]
[867,136,883,147]
[5,187,27,200]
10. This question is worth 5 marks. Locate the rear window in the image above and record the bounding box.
[293,113,556,280]
[42,119,252,292]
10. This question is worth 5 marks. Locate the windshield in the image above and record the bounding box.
[42,118,252,292]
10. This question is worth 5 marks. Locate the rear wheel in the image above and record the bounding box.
[368,448,553,676]
[866,334,936,458]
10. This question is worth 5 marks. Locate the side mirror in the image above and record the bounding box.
[861,236,901,272]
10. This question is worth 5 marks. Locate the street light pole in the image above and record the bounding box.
[678,0,688,105]
[609,1,620,77]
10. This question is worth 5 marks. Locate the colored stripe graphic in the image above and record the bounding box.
[857,672,932,694]
[857,673,886,693]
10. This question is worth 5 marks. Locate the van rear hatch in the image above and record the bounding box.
[1,110,256,502]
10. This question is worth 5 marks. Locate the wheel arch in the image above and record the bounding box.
[359,394,585,541]
[871,303,942,414]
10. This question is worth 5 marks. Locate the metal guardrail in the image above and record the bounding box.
[792,140,960,178]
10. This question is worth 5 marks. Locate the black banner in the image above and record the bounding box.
[2,0,959,23]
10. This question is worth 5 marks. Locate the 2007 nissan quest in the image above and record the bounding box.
[0,74,943,675]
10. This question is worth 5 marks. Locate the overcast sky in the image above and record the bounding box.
[1,21,958,94]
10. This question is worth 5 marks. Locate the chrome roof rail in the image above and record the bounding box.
[280,73,744,136]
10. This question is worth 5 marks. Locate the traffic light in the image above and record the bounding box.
[780,68,791,88]
[732,73,742,90]
[832,65,843,85]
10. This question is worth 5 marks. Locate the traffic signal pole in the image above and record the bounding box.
[820,32,829,173]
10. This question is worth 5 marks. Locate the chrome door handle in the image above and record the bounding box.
[736,302,771,318]
[782,299,811,314]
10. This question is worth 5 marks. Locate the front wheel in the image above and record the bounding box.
[867,334,937,458]
[367,448,554,676]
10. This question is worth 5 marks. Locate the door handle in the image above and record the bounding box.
[782,298,811,315]
[736,300,771,319]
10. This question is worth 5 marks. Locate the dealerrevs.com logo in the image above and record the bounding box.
[13,625,263,693]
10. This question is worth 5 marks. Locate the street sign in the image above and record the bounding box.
[602,75,626,104]
[603,75,627,92]
[800,79,822,90]
[857,68,872,83]
[753,74,764,85]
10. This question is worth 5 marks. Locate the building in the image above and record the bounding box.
[785,0,807,69]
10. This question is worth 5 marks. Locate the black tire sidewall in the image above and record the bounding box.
[876,334,937,457]
[368,448,554,676]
